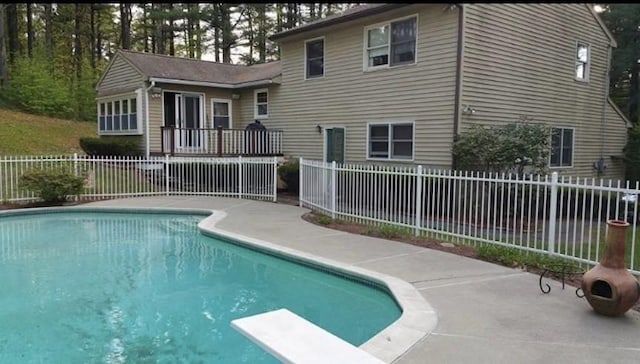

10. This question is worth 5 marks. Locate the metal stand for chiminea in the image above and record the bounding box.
[539,263,585,298]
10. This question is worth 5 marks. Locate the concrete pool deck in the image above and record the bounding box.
[81,196,640,363]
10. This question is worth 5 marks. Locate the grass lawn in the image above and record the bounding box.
[0,108,97,155]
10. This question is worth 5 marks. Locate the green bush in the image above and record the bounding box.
[377,224,412,239]
[20,169,85,204]
[79,137,142,156]
[453,123,551,175]
[278,160,299,193]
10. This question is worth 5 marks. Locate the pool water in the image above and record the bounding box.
[0,212,401,363]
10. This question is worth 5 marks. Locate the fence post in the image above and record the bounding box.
[73,153,79,202]
[239,155,244,199]
[415,165,423,236]
[272,156,278,202]
[299,157,304,208]
[547,171,559,255]
[331,161,336,219]
[165,154,170,196]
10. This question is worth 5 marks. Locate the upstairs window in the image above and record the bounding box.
[255,89,269,119]
[305,38,324,79]
[365,16,417,70]
[575,42,590,81]
[550,127,574,168]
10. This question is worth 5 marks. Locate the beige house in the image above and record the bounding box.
[95,3,630,179]
[95,50,283,157]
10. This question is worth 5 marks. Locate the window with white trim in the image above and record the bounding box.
[550,127,573,167]
[98,96,139,134]
[305,38,324,79]
[365,16,417,70]
[575,42,590,81]
[255,89,268,119]
[368,122,414,160]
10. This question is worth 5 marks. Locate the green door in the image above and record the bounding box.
[325,127,345,163]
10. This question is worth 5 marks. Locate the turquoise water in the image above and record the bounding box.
[0,212,401,363]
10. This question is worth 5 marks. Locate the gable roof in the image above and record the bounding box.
[270,4,412,41]
[100,50,282,90]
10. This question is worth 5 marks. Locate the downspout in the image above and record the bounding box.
[452,4,465,170]
[598,44,612,174]
[144,80,156,157]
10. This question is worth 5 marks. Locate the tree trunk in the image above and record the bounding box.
[0,5,9,89]
[143,4,149,52]
[258,5,266,63]
[221,4,232,63]
[26,3,34,58]
[120,3,131,49]
[154,4,164,54]
[90,4,96,69]
[195,13,202,59]
[6,4,18,64]
[168,3,175,56]
[45,3,53,62]
[74,4,82,82]
[95,7,102,64]
[630,65,639,124]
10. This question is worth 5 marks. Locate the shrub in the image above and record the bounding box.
[79,137,143,156]
[20,169,85,204]
[453,123,551,175]
[278,160,299,193]
[377,224,412,239]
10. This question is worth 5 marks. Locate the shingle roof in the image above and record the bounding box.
[270,3,411,41]
[118,50,281,86]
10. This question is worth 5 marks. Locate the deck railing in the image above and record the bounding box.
[0,154,278,203]
[161,127,283,157]
[299,158,640,275]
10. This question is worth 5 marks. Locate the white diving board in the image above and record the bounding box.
[231,308,386,364]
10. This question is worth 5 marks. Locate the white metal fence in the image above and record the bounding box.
[0,154,278,203]
[299,158,640,275]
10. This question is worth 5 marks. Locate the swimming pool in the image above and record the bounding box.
[0,210,401,363]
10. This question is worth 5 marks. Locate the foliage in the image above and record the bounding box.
[623,123,640,184]
[376,224,412,239]
[278,160,299,193]
[317,214,333,225]
[601,4,640,124]
[477,244,580,271]
[79,137,142,156]
[20,168,84,203]
[5,55,74,118]
[453,123,551,175]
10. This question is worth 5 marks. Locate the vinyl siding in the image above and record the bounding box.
[270,4,459,168]
[147,83,241,154]
[461,4,628,180]
[97,54,145,96]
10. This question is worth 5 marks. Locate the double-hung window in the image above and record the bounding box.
[254,89,268,119]
[368,122,414,160]
[98,95,139,134]
[305,38,324,79]
[365,16,417,70]
[575,42,590,81]
[550,127,574,167]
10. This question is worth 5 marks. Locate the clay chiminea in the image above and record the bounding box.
[581,220,640,316]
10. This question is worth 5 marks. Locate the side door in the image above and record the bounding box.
[325,127,345,164]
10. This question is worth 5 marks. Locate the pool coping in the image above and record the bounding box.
[1,206,437,363]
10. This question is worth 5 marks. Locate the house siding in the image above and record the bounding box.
[269,4,459,168]
[97,54,145,96]
[461,4,628,180]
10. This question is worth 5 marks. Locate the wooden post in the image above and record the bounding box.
[217,126,223,157]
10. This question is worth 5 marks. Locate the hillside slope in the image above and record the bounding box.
[0,109,97,155]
